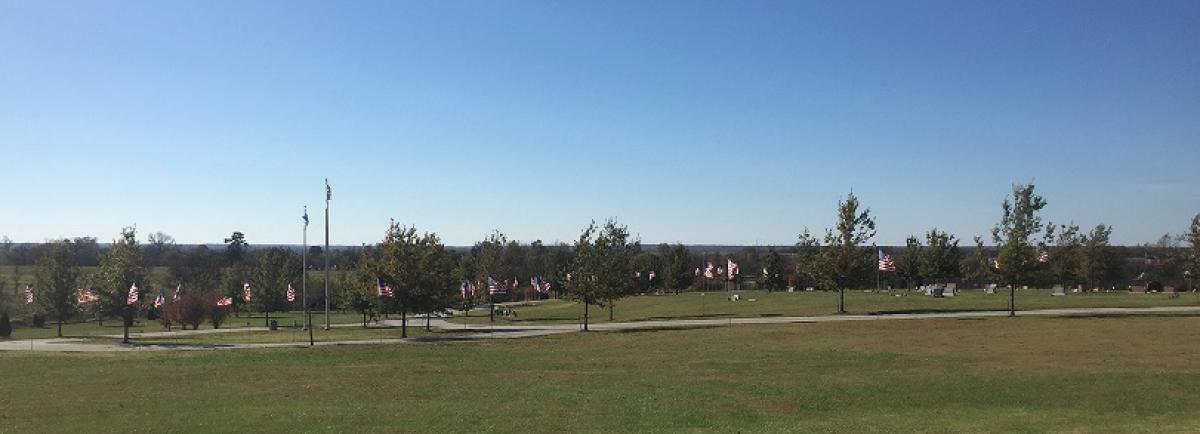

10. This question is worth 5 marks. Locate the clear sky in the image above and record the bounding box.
[2,0,1197,247]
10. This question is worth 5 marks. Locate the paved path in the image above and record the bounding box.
[2,305,1197,352]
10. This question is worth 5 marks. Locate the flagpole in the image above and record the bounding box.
[324,178,331,330]
[302,207,308,331]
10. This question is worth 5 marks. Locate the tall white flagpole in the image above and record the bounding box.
[324,178,332,330]
[302,206,309,331]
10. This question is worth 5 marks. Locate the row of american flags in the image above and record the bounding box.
[872,248,1055,272]
[695,259,741,280]
[24,282,262,309]
[13,248,1162,306]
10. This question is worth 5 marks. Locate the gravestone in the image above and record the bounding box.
[985,284,997,294]
[943,283,956,297]
[1052,285,1066,296]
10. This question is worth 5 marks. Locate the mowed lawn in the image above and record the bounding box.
[458,289,1200,325]
[2,315,1199,432]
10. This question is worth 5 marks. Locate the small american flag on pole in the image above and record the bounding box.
[153,294,165,309]
[376,277,394,297]
[243,282,252,303]
[461,280,474,299]
[704,262,714,279]
[217,296,233,307]
[25,284,33,304]
[77,288,99,305]
[648,271,655,281]
[488,277,506,295]
[173,284,182,301]
[877,250,896,272]
[126,283,139,306]
[286,283,296,302]
[727,260,739,281]
[1038,250,1050,263]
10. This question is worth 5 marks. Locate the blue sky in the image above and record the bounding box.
[2,0,1197,246]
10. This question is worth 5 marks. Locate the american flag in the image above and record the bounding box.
[1038,250,1050,263]
[717,267,725,276]
[217,296,233,307]
[376,277,394,297]
[243,282,252,303]
[173,284,182,301]
[488,277,506,295]
[704,261,714,279]
[127,283,139,305]
[532,276,551,294]
[153,294,165,309]
[694,267,701,276]
[648,271,655,281]
[512,277,520,291]
[727,260,738,281]
[461,280,474,299]
[76,288,99,305]
[286,283,296,302]
[326,182,332,201]
[992,258,1001,270]
[877,250,896,272]
[25,284,33,304]
[763,267,769,277]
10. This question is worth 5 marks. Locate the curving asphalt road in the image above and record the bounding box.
[2,305,1197,352]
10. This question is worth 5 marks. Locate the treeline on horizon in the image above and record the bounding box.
[1,184,1198,335]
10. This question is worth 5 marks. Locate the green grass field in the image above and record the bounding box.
[2,314,1198,432]
[458,289,1200,325]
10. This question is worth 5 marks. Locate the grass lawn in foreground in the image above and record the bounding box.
[2,314,1199,432]
[1,311,375,340]
[453,289,1200,325]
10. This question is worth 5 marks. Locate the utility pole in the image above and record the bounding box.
[324,179,332,330]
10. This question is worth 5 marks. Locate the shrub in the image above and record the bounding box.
[168,295,206,330]
[207,297,229,329]
[32,314,46,328]
[0,312,11,338]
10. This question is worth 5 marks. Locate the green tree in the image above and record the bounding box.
[472,230,509,320]
[224,231,249,265]
[656,243,692,294]
[920,228,961,283]
[759,248,786,291]
[1078,224,1122,291]
[566,221,619,330]
[1043,222,1081,288]
[1185,214,1200,291]
[35,240,80,337]
[96,227,146,343]
[817,192,876,313]
[991,183,1048,315]
[252,247,301,326]
[793,228,821,290]
[963,236,993,287]
[895,236,924,288]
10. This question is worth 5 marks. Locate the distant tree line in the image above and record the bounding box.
[1,183,1198,334]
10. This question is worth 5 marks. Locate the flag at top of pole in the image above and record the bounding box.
[25,284,33,304]
[127,283,139,305]
[326,180,332,201]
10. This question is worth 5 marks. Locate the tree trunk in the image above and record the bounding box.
[265,311,270,327]
[838,288,845,313]
[609,302,614,321]
[583,302,589,331]
[401,309,407,338]
[362,312,367,328]
[57,318,63,337]
[425,310,431,332]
